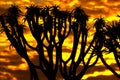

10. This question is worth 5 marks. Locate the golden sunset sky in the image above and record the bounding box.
[0,0,120,21]
[0,0,120,80]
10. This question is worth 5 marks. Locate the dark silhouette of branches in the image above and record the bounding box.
[1,4,120,80]
[94,17,120,78]
[57,7,99,80]
[0,5,39,80]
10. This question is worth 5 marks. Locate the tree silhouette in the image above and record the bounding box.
[57,7,99,80]
[1,5,118,80]
[0,5,39,80]
[94,17,120,78]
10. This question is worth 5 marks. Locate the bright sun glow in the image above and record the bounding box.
[22,0,30,3]
[68,0,78,7]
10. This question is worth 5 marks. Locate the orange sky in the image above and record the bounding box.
[0,0,120,21]
[0,0,120,80]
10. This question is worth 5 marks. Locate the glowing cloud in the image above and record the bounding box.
[22,0,30,2]
[0,0,119,21]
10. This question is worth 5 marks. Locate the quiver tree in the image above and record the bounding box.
[0,5,101,80]
[23,5,72,80]
[24,5,58,80]
[0,5,39,80]
[95,18,120,78]
[57,7,101,80]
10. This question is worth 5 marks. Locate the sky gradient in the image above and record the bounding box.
[0,0,120,21]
